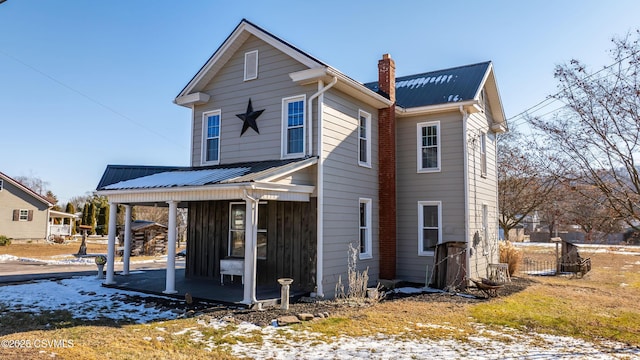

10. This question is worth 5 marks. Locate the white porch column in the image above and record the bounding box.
[105,202,118,285]
[121,205,132,275]
[242,196,258,304]
[163,201,178,294]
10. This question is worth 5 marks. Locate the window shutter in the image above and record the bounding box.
[28,210,34,221]
[244,50,258,81]
[13,209,19,221]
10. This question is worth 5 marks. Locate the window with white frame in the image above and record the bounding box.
[482,203,490,255]
[358,110,371,167]
[417,121,441,172]
[480,132,487,177]
[282,95,306,158]
[228,202,268,259]
[244,50,258,81]
[19,209,29,222]
[359,198,372,259]
[0,179,3,191]
[418,201,441,255]
[202,110,221,164]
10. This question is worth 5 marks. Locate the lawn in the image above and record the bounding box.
[0,244,638,359]
[0,242,108,259]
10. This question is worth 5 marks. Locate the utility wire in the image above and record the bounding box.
[0,49,186,150]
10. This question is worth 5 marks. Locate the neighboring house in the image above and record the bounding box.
[96,19,507,304]
[0,171,77,241]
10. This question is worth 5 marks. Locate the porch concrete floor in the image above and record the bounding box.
[105,268,304,306]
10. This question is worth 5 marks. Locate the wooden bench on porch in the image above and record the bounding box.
[220,258,244,285]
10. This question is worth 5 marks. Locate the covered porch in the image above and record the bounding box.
[96,158,317,305]
[105,268,306,305]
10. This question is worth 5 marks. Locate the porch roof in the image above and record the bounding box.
[96,157,317,204]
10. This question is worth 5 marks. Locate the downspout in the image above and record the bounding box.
[307,76,337,156]
[243,188,260,305]
[460,106,471,284]
[312,77,336,297]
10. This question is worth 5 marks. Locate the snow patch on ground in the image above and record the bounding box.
[0,276,176,323]
[0,277,638,358]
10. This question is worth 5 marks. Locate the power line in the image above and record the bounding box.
[0,49,186,150]
[506,48,640,128]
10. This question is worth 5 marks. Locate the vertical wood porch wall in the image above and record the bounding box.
[186,199,317,291]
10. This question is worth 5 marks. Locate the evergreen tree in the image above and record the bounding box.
[87,202,96,235]
[65,202,77,235]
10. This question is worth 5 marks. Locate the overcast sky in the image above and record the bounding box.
[2,0,639,204]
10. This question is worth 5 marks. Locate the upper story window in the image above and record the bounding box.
[358,110,371,168]
[418,201,441,256]
[417,121,441,173]
[359,198,372,259]
[244,50,258,81]
[202,110,221,164]
[480,132,487,177]
[281,95,306,158]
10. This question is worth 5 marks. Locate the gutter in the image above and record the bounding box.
[460,106,471,284]
[307,77,337,156]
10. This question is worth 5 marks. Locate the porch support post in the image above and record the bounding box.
[121,205,132,275]
[163,200,178,294]
[242,194,258,305]
[105,202,118,285]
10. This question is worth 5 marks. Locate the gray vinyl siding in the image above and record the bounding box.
[0,180,49,240]
[191,35,315,166]
[320,90,379,298]
[466,107,500,280]
[396,111,466,283]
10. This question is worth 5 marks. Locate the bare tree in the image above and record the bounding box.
[530,30,640,229]
[498,129,558,240]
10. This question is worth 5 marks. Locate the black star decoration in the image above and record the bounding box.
[235,98,264,136]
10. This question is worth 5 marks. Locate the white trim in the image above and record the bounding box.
[177,20,323,99]
[482,202,489,255]
[18,209,29,222]
[201,109,222,165]
[357,110,372,168]
[244,50,258,81]
[174,92,210,106]
[418,201,442,256]
[417,121,441,173]
[359,198,372,260]
[281,94,306,159]
[480,131,488,177]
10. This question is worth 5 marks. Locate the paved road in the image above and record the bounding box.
[0,260,185,284]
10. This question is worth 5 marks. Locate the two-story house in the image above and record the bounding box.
[96,19,506,304]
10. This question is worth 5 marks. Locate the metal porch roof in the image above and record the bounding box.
[97,157,316,191]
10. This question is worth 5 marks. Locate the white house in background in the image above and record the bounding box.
[96,19,507,304]
[0,171,77,241]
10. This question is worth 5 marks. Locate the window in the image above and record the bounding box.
[418,201,442,256]
[417,121,441,172]
[482,203,489,250]
[282,95,306,158]
[228,202,268,259]
[19,209,29,222]
[0,179,3,191]
[359,198,372,259]
[202,110,221,164]
[480,132,487,177]
[244,50,258,81]
[358,110,371,167]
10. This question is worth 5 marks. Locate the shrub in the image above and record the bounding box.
[0,235,11,246]
[499,241,523,276]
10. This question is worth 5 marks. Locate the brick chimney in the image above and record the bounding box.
[378,54,397,280]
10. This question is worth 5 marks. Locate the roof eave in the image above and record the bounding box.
[0,171,53,207]
[289,67,392,109]
[396,100,478,117]
[176,19,325,101]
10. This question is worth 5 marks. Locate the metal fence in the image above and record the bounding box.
[520,257,557,275]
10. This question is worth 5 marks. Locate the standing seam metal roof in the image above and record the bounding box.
[364,61,491,108]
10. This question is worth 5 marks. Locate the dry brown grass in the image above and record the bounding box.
[0,243,108,259]
[499,241,523,276]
